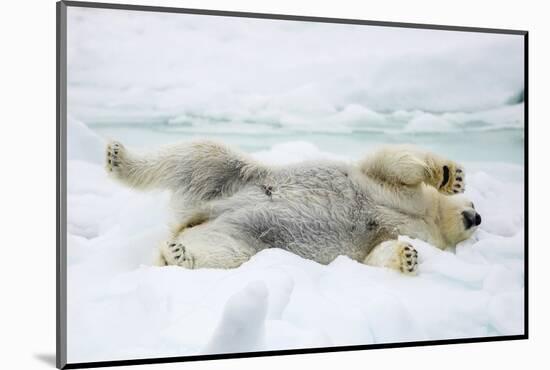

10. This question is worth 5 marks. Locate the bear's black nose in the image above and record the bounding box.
[462,211,482,229]
[474,213,482,226]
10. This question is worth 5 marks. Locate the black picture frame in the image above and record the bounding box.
[56,1,529,368]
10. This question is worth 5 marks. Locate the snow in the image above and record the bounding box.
[204,281,269,354]
[66,118,525,363]
[67,117,105,164]
[67,7,524,129]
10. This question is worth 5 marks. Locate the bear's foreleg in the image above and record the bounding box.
[363,240,418,275]
[359,145,465,194]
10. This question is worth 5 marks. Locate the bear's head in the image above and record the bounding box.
[438,194,481,247]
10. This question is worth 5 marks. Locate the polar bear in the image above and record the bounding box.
[105,140,481,275]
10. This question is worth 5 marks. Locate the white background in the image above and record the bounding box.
[0,0,545,369]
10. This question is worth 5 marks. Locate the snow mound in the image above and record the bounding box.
[67,116,105,164]
[205,281,268,354]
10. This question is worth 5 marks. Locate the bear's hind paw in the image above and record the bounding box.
[106,141,126,176]
[161,241,194,268]
[399,243,418,275]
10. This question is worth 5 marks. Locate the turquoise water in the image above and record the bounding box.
[90,123,525,165]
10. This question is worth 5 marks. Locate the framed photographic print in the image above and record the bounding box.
[57,1,528,368]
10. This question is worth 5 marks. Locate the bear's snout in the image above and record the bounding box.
[462,210,482,229]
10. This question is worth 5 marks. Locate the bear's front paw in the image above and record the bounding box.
[399,243,418,275]
[438,163,465,195]
[160,241,194,268]
[106,141,126,176]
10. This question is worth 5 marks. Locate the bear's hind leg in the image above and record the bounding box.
[363,240,418,275]
[158,241,196,268]
[106,140,167,190]
[106,140,270,199]
[158,225,257,269]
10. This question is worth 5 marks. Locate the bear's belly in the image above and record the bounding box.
[215,186,388,264]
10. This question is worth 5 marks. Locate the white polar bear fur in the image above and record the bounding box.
[105,141,480,275]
